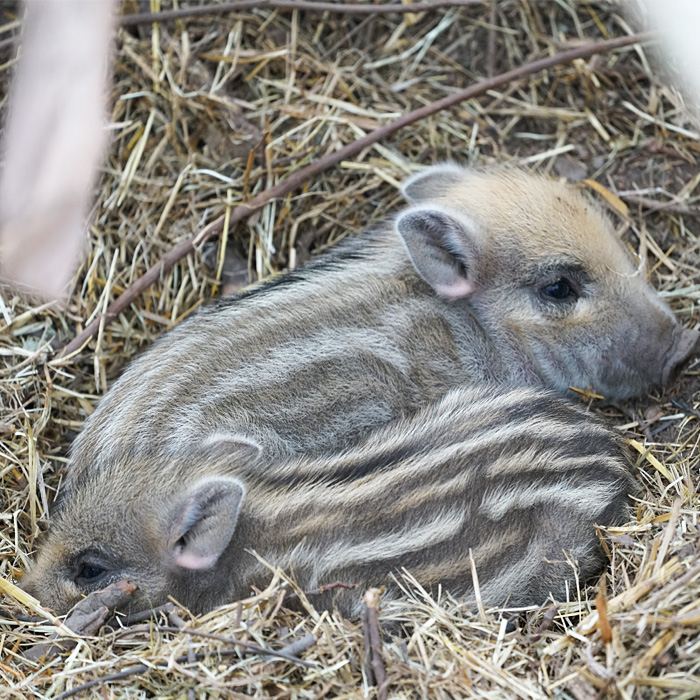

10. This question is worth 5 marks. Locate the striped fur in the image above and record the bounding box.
[65,167,696,491]
[25,386,635,617]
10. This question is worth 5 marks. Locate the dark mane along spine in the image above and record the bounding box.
[210,228,387,309]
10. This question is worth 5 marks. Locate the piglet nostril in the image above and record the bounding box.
[662,328,700,387]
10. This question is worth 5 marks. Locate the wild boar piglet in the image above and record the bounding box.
[69,166,697,471]
[24,385,635,617]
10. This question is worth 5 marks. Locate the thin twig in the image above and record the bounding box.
[166,608,200,700]
[528,604,561,642]
[249,631,320,674]
[167,609,188,629]
[284,580,357,603]
[306,581,357,595]
[363,588,388,700]
[619,193,700,218]
[234,600,243,633]
[154,625,317,667]
[54,646,291,700]
[671,398,700,422]
[486,0,497,77]
[58,30,654,359]
[118,0,487,27]
[0,607,46,624]
[362,601,374,685]
[186,640,196,699]
[54,623,317,700]
[56,664,153,700]
[277,632,319,658]
[119,602,176,626]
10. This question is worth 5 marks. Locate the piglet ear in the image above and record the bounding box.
[395,206,478,298]
[400,163,466,203]
[169,477,245,570]
[201,433,262,464]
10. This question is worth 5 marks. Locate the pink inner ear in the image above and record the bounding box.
[174,550,218,570]
[434,278,475,298]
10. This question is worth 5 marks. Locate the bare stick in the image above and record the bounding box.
[56,664,152,700]
[168,610,188,629]
[58,31,653,359]
[308,581,356,594]
[0,606,46,624]
[166,609,197,700]
[249,631,320,674]
[363,588,388,700]
[154,625,317,667]
[120,601,176,626]
[54,646,297,700]
[119,0,487,27]
[528,604,561,642]
[619,193,700,218]
[277,632,318,658]
[285,580,357,603]
[486,0,497,77]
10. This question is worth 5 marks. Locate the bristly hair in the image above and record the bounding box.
[211,227,387,309]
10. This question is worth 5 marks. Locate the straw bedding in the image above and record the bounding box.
[1,1,699,698]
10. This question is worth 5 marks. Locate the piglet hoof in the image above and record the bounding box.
[22,579,138,664]
[64,579,139,631]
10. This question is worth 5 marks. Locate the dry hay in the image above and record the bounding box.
[1,1,700,698]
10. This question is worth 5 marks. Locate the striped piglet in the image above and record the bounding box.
[24,385,635,617]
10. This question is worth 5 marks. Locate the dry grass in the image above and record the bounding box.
[2,1,700,698]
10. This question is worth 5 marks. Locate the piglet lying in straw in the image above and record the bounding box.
[24,386,635,617]
[44,166,698,473]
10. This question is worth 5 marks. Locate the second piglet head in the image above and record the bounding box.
[398,164,697,400]
[22,436,261,616]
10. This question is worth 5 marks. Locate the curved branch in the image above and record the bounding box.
[59,31,654,359]
[119,0,486,27]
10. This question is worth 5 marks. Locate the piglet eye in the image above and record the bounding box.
[540,278,577,302]
[77,563,106,583]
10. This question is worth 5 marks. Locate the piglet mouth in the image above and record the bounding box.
[661,327,700,387]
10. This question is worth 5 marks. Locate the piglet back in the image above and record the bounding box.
[252,386,635,614]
